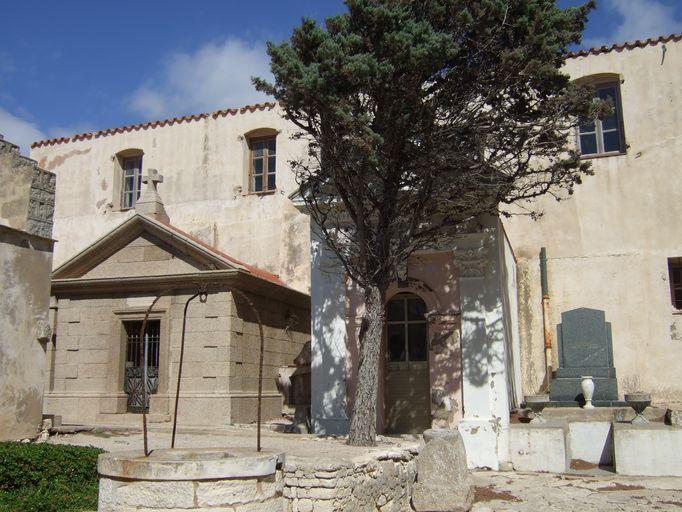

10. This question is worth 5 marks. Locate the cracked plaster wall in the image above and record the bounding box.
[503,41,682,403]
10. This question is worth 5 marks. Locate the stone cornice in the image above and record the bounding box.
[51,270,310,308]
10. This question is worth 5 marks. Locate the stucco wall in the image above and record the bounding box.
[0,228,52,440]
[46,289,310,426]
[30,105,311,292]
[503,40,682,402]
[344,252,463,432]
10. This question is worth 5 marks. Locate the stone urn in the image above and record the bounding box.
[524,394,550,424]
[581,376,595,409]
[624,392,651,424]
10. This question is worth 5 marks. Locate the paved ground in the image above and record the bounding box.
[49,427,682,511]
[472,471,682,511]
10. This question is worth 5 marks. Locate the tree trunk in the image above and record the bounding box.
[348,283,385,446]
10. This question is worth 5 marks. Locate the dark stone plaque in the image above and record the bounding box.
[550,308,619,404]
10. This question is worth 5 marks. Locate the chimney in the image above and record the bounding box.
[135,168,170,223]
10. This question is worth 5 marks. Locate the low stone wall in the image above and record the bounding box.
[97,448,284,512]
[283,448,418,512]
[99,473,282,511]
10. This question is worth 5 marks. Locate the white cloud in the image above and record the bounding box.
[585,0,682,47]
[0,107,46,155]
[129,38,273,119]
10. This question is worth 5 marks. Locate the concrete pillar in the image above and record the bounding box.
[454,221,512,470]
[310,229,349,434]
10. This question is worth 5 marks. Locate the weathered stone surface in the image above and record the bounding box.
[412,436,473,512]
[116,480,195,508]
[666,408,682,427]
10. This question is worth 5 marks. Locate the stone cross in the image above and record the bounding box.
[141,169,163,199]
[136,168,169,223]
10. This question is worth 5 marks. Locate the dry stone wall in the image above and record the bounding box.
[283,448,418,512]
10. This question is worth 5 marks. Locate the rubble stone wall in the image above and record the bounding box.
[283,449,418,512]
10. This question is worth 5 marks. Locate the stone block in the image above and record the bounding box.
[509,423,568,473]
[56,364,78,379]
[116,480,195,508]
[412,435,473,512]
[99,396,127,414]
[458,420,499,470]
[196,478,274,506]
[666,408,682,427]
[567,421,613,466]
[614,423,682,476]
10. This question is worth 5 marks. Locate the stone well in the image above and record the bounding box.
[97,448,284,511]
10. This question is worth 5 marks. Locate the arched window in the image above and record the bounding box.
[245,128,277,193]
[116,149,144,209]
[386,293,428,362]
[576,74,626,157]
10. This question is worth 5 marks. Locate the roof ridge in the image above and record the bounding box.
[31,101,277,149]
[566,32,681,59]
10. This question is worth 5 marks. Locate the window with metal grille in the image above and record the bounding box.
[121,156,143,209]
[124,320,160,368]
[577,82,625,157]
[669,258,682,310]
[250,137,276,193]
[386,293,428,362]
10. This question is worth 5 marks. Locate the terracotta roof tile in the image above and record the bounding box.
[566,33,681,59]
[31,102,277,149]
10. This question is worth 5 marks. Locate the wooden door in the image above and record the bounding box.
[385,294,431,434]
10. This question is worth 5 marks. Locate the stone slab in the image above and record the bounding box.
[98,448,284,480]
[567,421,613,466]
[614,423,682,477]
[509,423,568,473]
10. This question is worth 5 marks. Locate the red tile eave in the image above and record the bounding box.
[30,102,278,149]
[566,33,681,59]
[155,219,286,288]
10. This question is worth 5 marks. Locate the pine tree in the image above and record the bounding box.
[255,0,596,446]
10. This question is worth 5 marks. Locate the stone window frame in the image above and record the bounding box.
[668,257,682,311]
[242,128,279,195]
[112,148,145,211]
[112,308,170,415]
[574,73,627,159]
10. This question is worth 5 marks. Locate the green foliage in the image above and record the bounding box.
[0,443,103,512]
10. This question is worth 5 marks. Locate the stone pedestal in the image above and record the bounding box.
[550,308,619,405]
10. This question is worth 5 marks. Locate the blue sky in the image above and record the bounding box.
[1,0,680,153]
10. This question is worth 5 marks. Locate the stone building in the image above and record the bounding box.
[503,34,682,405]
[30,104,311,427]
[307,33,682,470]
[0,134,56,440]
[28,34,682,465]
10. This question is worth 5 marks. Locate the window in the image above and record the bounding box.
[121,155,143,209]
[386,293,428,362]
[250,137,276,193]
[669,258,682,310]
[578,82,625,156]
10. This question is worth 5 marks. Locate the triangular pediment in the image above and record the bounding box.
[52,214,245,280]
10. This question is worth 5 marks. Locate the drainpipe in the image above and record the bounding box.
[540,247,553,392]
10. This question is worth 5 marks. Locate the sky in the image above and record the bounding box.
[1,0,680,154]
